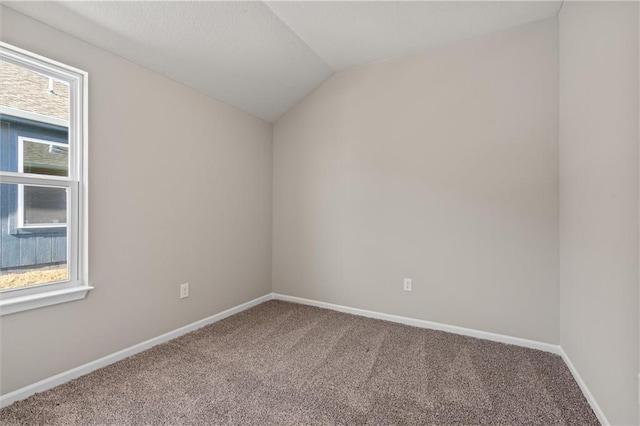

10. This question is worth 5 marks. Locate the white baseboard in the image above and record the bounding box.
[273,293,608,425]
[1,291,607,426]
[559,347,609,426]
[272,293,561,354]
[0,293,273,408]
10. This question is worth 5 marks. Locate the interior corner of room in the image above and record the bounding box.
[0,1,638,425]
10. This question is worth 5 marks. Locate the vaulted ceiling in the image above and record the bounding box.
[4,1,562,122]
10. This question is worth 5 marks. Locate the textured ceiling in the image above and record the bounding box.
[266,1,563,71]
[3,1,333,122]
[3,1,562,122]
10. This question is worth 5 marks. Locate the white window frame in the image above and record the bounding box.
[0,42,91,315]
[17,136,69,229]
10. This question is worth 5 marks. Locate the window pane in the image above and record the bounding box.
[22,139,69,176]
[0,183,68,290]
[23,185,67,225]
[0,59,70,174]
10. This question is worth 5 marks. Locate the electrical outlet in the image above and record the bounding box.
[180,283,189,299]
[403,278,412,292]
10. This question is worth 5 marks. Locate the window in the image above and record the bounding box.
[0,42,91,315]
[18,137,69,228]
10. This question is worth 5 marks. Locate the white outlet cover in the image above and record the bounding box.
[180,283,189,299]
[403,278,412,291]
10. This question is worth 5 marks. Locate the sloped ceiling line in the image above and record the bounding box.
[263,1,337,74]
[3,1,562,122]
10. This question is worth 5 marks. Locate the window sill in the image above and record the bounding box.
[12,226,67,235]
[0,285,93,316]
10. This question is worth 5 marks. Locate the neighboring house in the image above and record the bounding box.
[1,60,69,271]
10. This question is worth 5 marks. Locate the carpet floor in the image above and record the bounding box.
[1,300,598,425]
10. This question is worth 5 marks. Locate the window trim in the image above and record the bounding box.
[17,136,70,229]
[0,42,91,315]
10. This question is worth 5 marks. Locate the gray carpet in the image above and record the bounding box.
[1,300,598,425]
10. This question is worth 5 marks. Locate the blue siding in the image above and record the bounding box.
[1,183,20,268]
[0,121,9,171]
[52,235,66,263]
[35,235,52,264]
[0,115,68,270]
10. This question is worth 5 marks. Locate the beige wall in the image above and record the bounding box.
[0,7,272,394]
[3,5,636,422]
[559,2,639,425]
[273,18,560,343]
